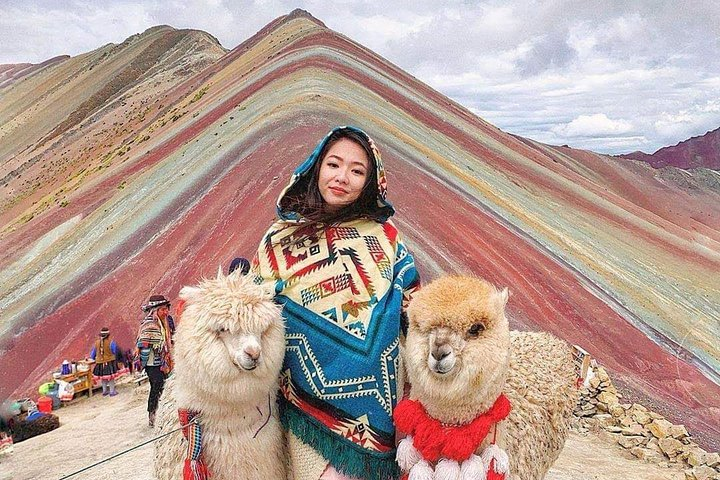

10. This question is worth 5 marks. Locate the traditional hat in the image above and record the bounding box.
[142,294,171,312]
[100,327,110,336]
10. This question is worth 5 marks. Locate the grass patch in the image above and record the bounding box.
[189,85,209,104]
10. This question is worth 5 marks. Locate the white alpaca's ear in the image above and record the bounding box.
[217,265,224,279]
[498,287,509,308]
[179,286,202,303]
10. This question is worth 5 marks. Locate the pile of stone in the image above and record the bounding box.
[574,365,720,480]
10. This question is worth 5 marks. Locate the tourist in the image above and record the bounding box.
[252,126,420,479]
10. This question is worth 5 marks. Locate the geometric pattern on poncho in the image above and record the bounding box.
[264,222,393,341]
[285,333,399,416]
[255,220,419,455]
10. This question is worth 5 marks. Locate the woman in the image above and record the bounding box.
[136,294,174,427]
[89,327,121,396]
[252,126,420,479]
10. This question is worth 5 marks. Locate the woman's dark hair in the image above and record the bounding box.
[279,128,392,224]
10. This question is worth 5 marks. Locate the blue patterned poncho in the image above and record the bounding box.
[253,126,420,479]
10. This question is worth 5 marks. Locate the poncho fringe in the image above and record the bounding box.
[280,398,401,480]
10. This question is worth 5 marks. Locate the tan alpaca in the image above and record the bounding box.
[153,269,287,480]
[401,275,577,480]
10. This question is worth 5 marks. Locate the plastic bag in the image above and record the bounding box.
[38,382,55,395]
[56,380,75,401]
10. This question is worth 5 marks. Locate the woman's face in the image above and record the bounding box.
[318,138,370,212]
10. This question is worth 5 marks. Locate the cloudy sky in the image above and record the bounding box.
[1,0,719,154]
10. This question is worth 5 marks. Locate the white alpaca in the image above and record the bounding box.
[153,269,287,480]
[402,275,578,480]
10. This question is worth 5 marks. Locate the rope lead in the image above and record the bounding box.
[58,418,196,480]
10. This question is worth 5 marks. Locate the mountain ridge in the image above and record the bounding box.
[620,127,720,170]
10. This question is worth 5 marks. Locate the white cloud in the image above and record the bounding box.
[552,114,634,138]
[1,0,719,155]
[654,101,720,145]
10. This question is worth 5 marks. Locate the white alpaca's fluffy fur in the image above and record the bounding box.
[153,269,286,480]
[404,275,578,480]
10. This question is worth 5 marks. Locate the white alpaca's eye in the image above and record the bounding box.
[468,323,485,337]
[217,327,228,334]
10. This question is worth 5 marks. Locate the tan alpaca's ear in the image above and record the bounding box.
[179,286,202,303]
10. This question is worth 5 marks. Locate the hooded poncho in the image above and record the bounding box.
[253,126,420,479]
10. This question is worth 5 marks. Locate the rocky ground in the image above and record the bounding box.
[0,375,696,480]
[573,367,720,480]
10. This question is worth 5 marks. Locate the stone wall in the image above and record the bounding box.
[574,365,720,480]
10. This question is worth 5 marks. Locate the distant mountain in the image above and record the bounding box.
[0,25,226,202]
[0,9,718,450]
[620,128,720,169]
[0,56,70,90]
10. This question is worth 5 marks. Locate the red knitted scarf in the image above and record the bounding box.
[393,394,511,463]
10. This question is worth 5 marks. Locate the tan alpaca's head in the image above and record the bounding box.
[174,268,284,397]
[405,276,510,420]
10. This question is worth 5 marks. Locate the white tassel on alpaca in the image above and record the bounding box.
[397,436,422,472]
[481,444,510,478]
[395,436,507,479]
[409,459,435,480]
[434,459,462,480]
[459,454,486,480]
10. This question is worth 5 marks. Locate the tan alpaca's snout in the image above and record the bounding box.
[427,327,465,375]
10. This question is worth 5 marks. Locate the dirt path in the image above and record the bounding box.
[546,432,685,480]
[1,381,686,480]
[1,381,155,480]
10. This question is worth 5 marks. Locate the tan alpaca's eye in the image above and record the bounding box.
[468,323,485,337]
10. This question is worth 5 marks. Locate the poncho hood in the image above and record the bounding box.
[275,125,394,222]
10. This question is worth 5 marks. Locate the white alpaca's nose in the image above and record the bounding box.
[244,345,261,361]
[232,334,263,371]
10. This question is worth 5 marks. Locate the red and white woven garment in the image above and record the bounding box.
[393,394,511,480]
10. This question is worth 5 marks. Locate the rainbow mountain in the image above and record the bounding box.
[1,9,718,449]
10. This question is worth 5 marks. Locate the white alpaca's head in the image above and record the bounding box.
[173,268,284,403]
[405,276,510,421]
